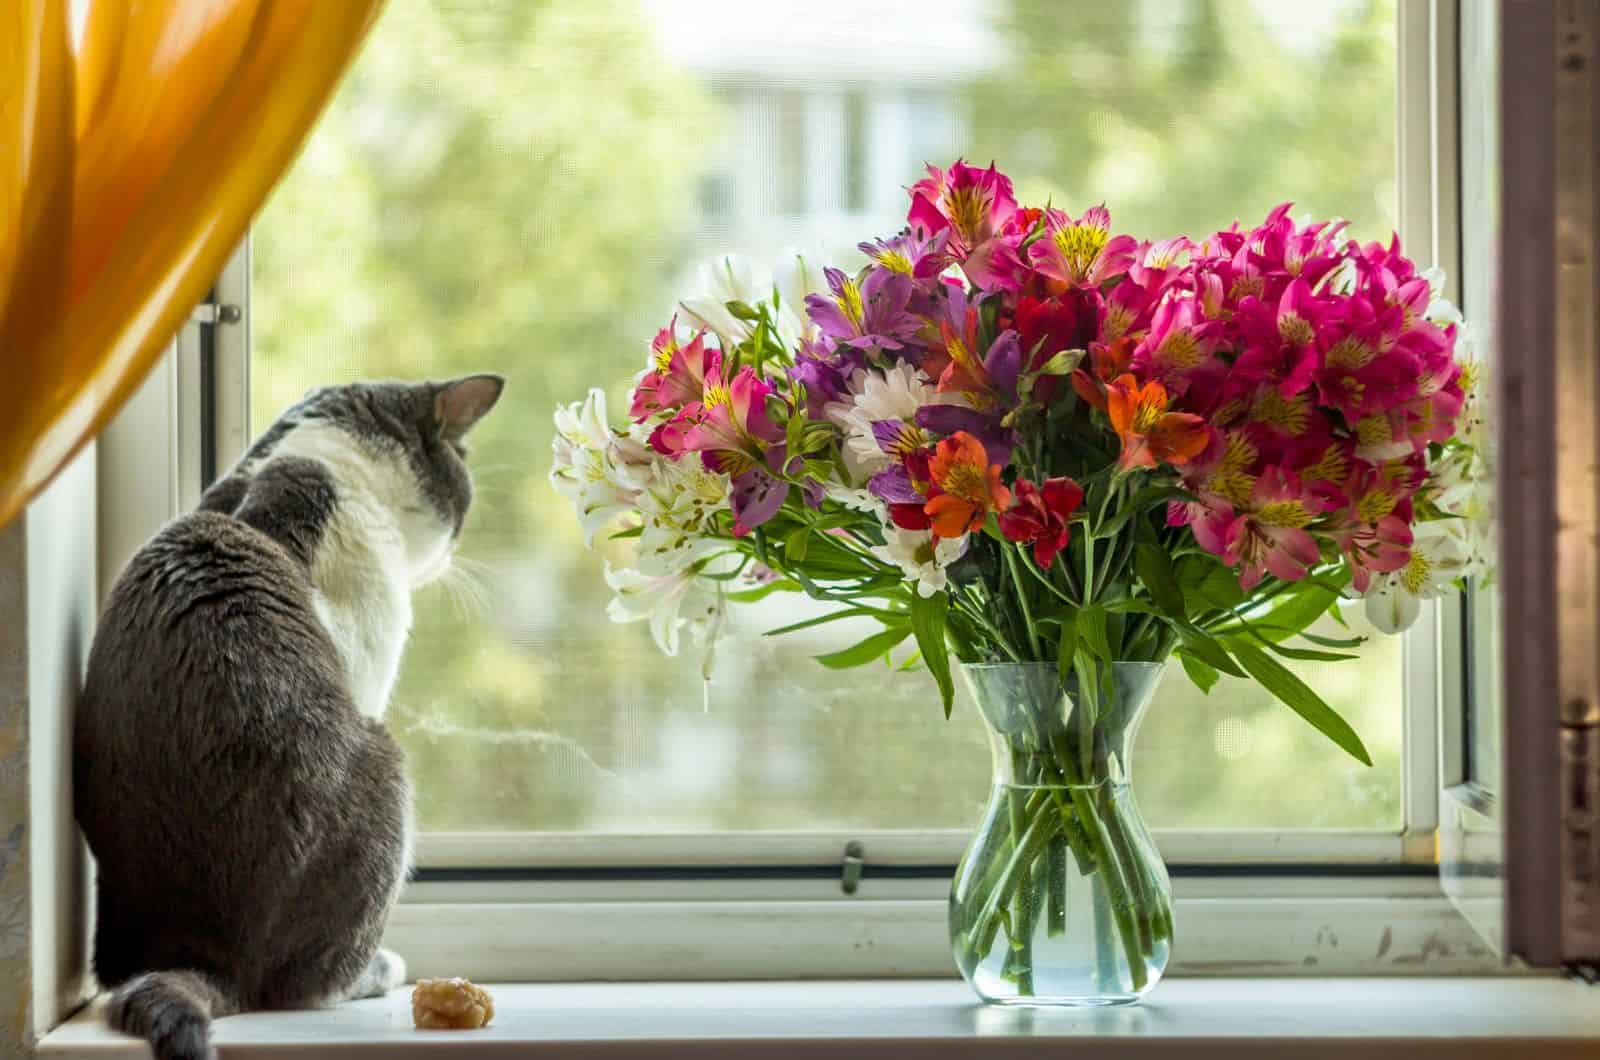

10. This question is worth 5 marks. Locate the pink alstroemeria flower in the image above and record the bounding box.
[1200,467,1325,590]
[631,322,720,421]
[1027,205,1138,288]
[681,365,792,534]
[907,159,1024,291]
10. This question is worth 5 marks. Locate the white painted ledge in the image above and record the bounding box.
[36,978,1600,1058]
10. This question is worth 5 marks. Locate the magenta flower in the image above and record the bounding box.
[679,365,793,534]
[805,266,922,351]
[683,364,784,465]
[907,159,1026,291]
[630,324,720,421]
[1200,467,1326,590]
[1027,205,1137,287]
[1131,299,1225,396]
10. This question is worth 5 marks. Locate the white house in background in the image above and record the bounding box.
[639,0,1002,263]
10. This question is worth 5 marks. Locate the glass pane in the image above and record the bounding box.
[251,0,1402,834]
[1460,0,1502,793]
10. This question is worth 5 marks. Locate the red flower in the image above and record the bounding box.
[999,476,1085,568]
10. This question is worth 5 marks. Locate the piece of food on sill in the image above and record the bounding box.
[412,977,495,1030]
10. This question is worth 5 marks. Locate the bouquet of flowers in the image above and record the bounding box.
[553,159,1486,997]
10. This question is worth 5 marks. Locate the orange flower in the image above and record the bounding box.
[924,432,1012,538]
[1105,374,1210,471]
[1069,336,1135,411]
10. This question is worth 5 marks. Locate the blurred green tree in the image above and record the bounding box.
[252,0,1404,835]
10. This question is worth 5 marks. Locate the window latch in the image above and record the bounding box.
[190,303,243,325]
[840,840,864,895]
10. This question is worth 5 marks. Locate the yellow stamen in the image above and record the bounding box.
[1160,330,1206,370]
[1131,397,1167,434]
[653,341,679,374]
[1400,550,1432,594]
[1300,444,1348,484]
[1257,500,1313,528]
[941,462,986,501]
[836,277,865,329]
[1252,390,1311,435]
[945,187,990,244]
[1356,489,1397,523]
[1228,275,1264,300]
[1278,313,1315,346]
[704,383,731,409]
[1325,336,1375,369]
[1354,415,1392,447]
[1053,223,1110,280]
[877,249,915,275]
[1102,302,1134,342]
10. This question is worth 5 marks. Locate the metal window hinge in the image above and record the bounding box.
[840,841,864,895]
[190,303,242,325]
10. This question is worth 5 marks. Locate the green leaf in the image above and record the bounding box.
[725,579,800,604]
[1099,486,1192,538]
[1135,543,1186,619]
[608,525,645,541]
[910,592,955,717]
[814,625,910,669]
[1033,347,1085,376]
[1102,599,1161,615]
[1077,604,1112,664]
[1180,652,1220,694]
[766,607,890,637]
[1055,606,1079,688]
[1174,624,1247,678]
[1229,642,1374,766]
[785,525,811,564]
[1221,631,1358,663]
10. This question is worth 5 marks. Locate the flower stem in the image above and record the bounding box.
[1003,545,1043,658]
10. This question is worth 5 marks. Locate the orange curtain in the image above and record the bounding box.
[0,0,386,527]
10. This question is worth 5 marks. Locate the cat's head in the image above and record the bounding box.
[244,375,505,586]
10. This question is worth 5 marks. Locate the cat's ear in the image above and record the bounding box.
[434,374,505,442]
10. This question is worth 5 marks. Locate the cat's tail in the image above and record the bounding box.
[106,969,237,1060]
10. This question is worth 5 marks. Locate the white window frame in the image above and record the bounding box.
[94,0,1506,979]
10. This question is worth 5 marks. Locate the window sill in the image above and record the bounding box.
[37,977,1600,1058]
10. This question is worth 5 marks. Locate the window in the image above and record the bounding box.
[88,0,1504,978]
[248,0,1410,846]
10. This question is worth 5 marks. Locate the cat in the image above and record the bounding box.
[74,374,504,1060]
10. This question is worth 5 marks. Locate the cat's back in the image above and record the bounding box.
[77,509,356,808]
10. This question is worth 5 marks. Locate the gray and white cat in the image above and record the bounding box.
[74,375,504,1060]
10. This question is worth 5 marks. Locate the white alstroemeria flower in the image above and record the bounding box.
[824,480,887,520]
[550,389,652,545]
[772,248,826,350]
[604,561,723,659]
[1422,447,1495,581]
[871,527,967,599]
[633,458,732,575]
[1421,267,1466,329]
[825,360,939,482]
[681,255,766,345]
[1363,521,1471,634]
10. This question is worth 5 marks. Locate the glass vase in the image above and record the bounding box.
[950,661,1172,1006]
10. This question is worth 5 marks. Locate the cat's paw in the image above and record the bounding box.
[348,948,408,999]
[373,948,408,992]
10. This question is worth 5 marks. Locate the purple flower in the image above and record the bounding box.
[730,468,787,536]
[915,405,1015,467]
[868,463,922,505]
[788,338,862,416]
[805,267,922,351]
[858,228,954,282]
